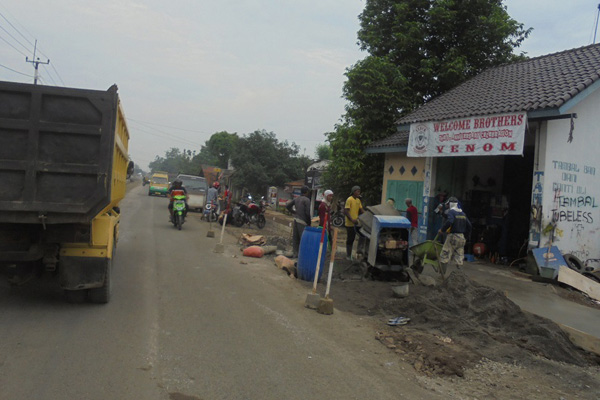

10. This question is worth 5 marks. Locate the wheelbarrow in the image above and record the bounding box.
[409,233,446,279]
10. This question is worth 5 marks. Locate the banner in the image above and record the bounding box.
[407,112,527,157]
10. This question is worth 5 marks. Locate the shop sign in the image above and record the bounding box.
[407,112,527,157]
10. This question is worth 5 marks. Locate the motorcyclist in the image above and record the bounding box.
[167,179,188,221]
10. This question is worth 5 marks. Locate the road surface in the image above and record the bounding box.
[0,184,435,400]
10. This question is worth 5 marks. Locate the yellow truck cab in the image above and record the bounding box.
[148,172,169,196]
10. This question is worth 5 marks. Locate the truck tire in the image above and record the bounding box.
[88,257,112,304]
[65,289,87,303]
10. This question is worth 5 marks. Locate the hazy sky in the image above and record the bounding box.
[0,1,598,170]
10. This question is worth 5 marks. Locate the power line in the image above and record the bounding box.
[0,31,27,56]
[128,120,207,146]
[130,125,204,148]
[0,62,32,77]
[0,8,34,47]
[0,6,65,86]
[0,21,30,53]
[128,117,211,135]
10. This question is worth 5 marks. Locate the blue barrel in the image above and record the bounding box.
[297,227,328,282]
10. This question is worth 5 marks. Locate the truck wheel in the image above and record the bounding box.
[65,289,87,303]
[88,257,112,304]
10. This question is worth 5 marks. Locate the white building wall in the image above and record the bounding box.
[540,88,600,266]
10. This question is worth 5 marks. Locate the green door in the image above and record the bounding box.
[386,180,424,212]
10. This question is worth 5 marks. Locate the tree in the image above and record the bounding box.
[191,131,238,168]
[230,130,306,196]
[315,143,333,161]
[325,0,531,204]
[148,148,199,175]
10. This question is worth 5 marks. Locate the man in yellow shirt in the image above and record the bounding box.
[344,185,365,260]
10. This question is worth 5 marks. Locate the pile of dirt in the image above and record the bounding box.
[377,271,598,377]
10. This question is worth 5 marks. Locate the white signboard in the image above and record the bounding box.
[407,112,527,157]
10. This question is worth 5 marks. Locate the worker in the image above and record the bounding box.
[438,196,472,272]
[405,198,419,262]
[286,186,311,258]
[344,185,365,261]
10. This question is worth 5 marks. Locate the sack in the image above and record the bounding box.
[242,246,265,258]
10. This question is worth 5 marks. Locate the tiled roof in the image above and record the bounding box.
[367,43,600,152]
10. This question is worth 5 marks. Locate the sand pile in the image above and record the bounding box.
[380,271,595,370]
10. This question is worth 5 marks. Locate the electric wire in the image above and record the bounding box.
[128,120,206,146]
[129,124,204,148]
[0,62,32,77]
[0,6,65,86]
[0,31,27,57]
[128,117,211,135]
[0,21,30,53]
[0,8,34,47]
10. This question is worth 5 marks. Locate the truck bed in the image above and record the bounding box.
[0,81,128,224]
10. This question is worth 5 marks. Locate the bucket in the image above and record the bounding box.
[297,226,328,282]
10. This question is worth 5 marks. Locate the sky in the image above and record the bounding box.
[0,1,599,170]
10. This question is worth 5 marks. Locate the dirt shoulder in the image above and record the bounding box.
[225,218,600,400]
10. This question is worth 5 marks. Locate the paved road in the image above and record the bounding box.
[0,185,435,400]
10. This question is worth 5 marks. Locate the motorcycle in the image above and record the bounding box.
[331,200,345,228]
[232,195,267,229]
[171,191,187,230]
[203,201,219,222]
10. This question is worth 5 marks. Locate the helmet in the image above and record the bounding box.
[173,179,182,186]
[213,181,220,189]
[447,196,458,204]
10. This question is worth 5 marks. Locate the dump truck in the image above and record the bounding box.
[0,80,130,303]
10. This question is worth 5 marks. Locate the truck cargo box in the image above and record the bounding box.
[0,81,129,224]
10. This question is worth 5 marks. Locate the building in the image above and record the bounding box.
[367,43,600,266]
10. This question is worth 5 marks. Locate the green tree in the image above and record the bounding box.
[325,0,531,204]
[149,147,199,175]
[230,130,305,196]
[315,143,333,161]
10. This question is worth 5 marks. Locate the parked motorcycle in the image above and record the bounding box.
[171,191,187,230]
[232,195,267,229]
[331,200,345,228]
[203,201,219,222]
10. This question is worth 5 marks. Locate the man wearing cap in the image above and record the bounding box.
[286,186,312,258]
[318,189,334,238]
[438,196,472,272]
[344,186,365,260]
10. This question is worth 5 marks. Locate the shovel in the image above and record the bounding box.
[305,213,328,309]
[318,228,338,315]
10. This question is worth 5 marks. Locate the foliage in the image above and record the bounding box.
[230,130,306,196]
[325,0,531,204]
[315,143,333,161]
[148,148,200,175]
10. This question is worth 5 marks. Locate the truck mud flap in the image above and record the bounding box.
[59,256,107,290]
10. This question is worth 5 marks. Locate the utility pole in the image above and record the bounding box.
[25,40,49,85]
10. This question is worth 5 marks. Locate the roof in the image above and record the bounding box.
[367,43,600,153]
[284,180,305,187]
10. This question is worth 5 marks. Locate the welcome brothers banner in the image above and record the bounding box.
[407,112,527,157]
